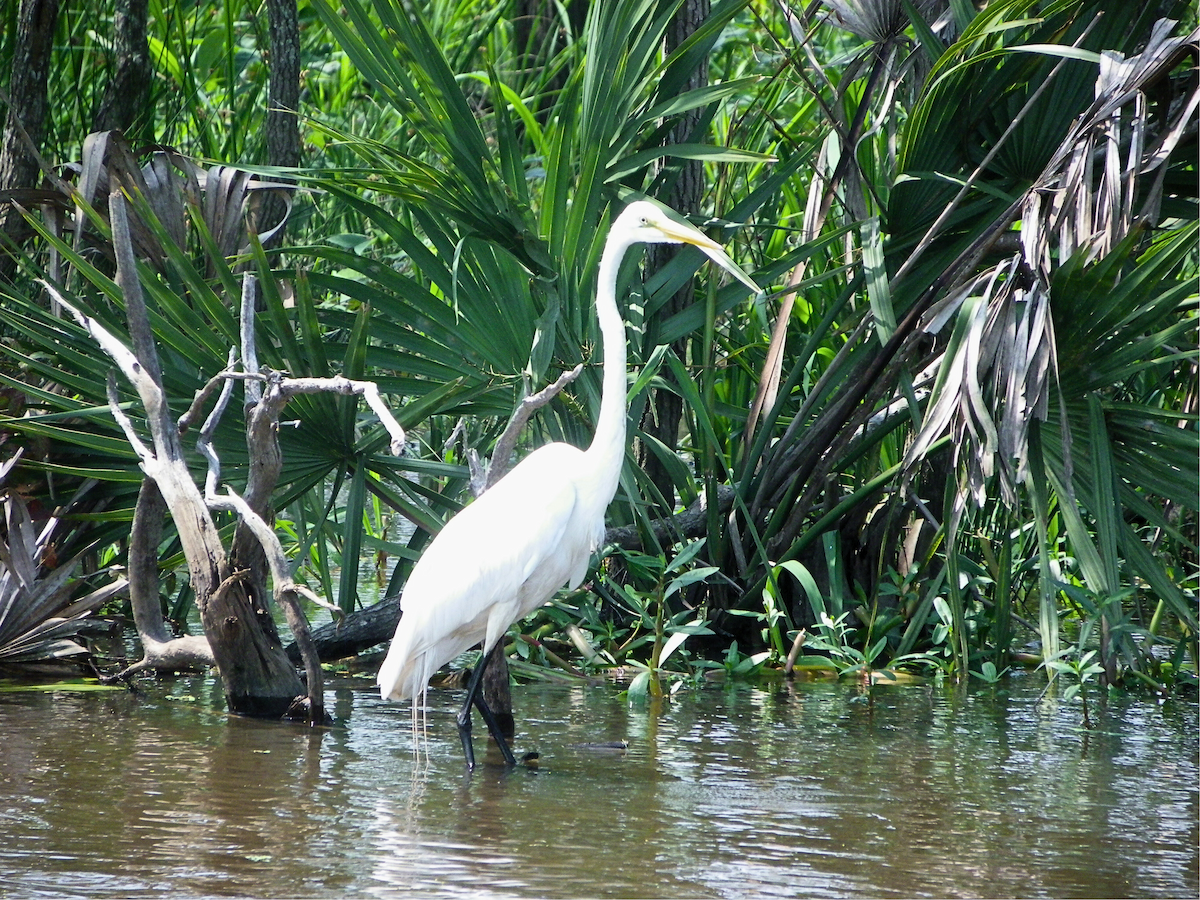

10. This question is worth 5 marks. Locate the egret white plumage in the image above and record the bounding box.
[377,200,759,768]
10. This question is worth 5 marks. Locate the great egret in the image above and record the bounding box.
[377,200,759,768]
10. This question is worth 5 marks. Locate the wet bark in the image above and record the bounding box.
[290,595,401,665]
[481,651,515,740]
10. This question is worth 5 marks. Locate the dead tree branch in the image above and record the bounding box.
[485,363,583,490]
[45,190,402,722]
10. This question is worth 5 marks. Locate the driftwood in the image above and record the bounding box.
[53,190,405,723]
[289,594,401,666]
[603,483,735,550]
[105,477,216,680]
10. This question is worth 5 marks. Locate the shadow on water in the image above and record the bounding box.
[0,673,1196,899]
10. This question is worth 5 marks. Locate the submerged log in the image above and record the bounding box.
[290,594,401,665]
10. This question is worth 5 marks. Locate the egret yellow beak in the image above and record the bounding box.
[656,218,762,295]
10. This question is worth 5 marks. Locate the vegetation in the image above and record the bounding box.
[0,0,1195,715]
[0,449,127,665]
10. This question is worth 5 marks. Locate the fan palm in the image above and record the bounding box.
[0,451,127,665]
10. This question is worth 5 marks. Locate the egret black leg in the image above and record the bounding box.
[456,643,517,769]
[472,692,518,767]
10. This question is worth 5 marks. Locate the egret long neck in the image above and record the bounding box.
[585,233,633,501]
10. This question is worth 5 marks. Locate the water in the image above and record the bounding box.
[1,673,1195,898]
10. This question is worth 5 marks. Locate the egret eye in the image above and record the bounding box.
[639,216,649,227]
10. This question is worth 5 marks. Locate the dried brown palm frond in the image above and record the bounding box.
[901,18,1198,508]
[902,258,1053,507]
[34,130,293,287]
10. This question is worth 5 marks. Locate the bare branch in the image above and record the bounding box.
[466,448,487,498]
[179,348,238,434]
[784,629,807,675]
[105,371,152,464]
[275,375,406,455]
[487,364,583,488]
[289,582,344,618]
[45,282,144,391]
[110,191,164,388]
[442,418,467,455]
[240,273,262,405]
[205,492,288,590]
[48,188,313,717]
[196,364,238,499]
[43,271,183,469]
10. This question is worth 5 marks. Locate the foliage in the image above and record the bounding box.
[0,0,1195,699]
[0,451,125,663]
[1043,614,1108,728]
[604,539,721,701]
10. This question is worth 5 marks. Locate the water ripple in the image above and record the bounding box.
[0,676,1194,899]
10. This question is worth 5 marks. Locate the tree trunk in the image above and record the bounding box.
[0,0,60,278]
[92,0,151,140]
[482,650,515,740]
[511,0,588,124]
[638,0,710,507]
[109,476,216,680]
[256,0,301,248]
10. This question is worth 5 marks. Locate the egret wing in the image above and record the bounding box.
[396,443,587,658]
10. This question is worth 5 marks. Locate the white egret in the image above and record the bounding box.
[377,200,759,768]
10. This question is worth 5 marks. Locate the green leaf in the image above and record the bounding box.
[904,0,947,63]
[666,538,708,573]
[866,636,888,664]
[778,560,826,623]
[664,566,719,599]
[656,631,688,667]
[606,143,772,183]
[627,669,651,705]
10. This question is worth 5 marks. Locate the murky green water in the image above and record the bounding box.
[1,672,1195,898]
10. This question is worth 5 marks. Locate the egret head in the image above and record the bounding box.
[615,200,761,294]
